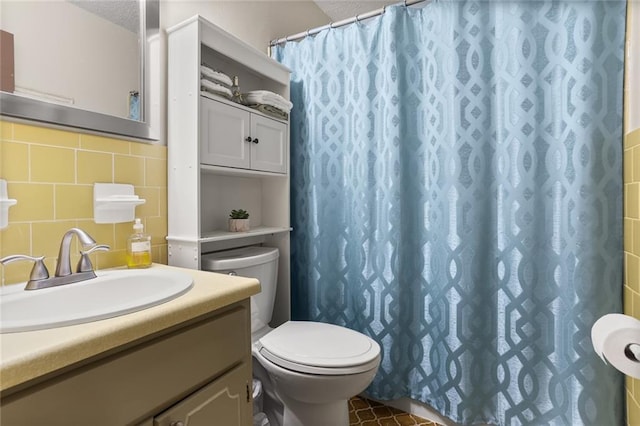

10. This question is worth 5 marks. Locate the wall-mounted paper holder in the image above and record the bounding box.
[94,183,146,224]
[0,179,17,230]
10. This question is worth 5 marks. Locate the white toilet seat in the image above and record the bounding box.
[255,321,381,375]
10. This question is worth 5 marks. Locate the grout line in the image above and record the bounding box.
[26,142,31,182]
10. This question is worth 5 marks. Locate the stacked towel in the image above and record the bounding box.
[200,64,233,99]
[245,90,293,113]
[200,64,233,87]
[250,104,288,121]
[201,79,232,99]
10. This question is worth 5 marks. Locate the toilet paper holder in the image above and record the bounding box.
[625,343,640,362]
[591,313,640,379]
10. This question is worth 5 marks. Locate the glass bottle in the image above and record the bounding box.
[127,218,152,268]
[231,76,244,104]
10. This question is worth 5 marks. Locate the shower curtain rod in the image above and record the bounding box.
[268,0,428,48]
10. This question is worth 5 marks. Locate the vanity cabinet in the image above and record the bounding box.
[154,363,249,426]
[200,96,287,174]
[0,301,253,426]
[167,15,292,326]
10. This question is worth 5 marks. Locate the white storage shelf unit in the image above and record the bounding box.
[167,16,291,325]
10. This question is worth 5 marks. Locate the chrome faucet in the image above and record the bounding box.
[0,228,110,290]
[55,228,98,277]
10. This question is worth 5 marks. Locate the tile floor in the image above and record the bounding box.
[348,396,442,426]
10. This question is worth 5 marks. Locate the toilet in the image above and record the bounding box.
[202,246,381,426]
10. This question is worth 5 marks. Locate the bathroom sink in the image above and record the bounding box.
[0,268,193,333]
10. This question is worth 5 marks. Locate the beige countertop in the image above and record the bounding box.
[0,264,260,393]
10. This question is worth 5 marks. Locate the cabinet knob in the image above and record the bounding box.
[170,422,184,426]
[245,136,252,142]
[252,138,259,144]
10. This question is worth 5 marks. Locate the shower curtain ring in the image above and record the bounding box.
[355,14,361,23]
[404,0,408,6]
[306,29,311,37]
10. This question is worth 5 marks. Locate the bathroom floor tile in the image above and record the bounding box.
[348,396,442,426]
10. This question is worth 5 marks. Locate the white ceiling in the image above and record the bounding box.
[67,1,400,37]
[68,0,139,33]
[313,1,398,22]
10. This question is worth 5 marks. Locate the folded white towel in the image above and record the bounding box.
[245,93,292,112]
[245,90,293,112]
[200,65,233,88]
[201,79,233,99]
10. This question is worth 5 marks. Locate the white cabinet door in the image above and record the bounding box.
[153,363,251,426]
[250,114,287,174]
[200,97,251,169]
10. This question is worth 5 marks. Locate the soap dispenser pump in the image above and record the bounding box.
[127,218,152,268]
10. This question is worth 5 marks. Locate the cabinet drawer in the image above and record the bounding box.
[0,303,250,426]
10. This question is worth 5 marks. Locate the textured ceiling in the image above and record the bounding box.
[313,1,397,22]
[67,1,401,37]
[67,1,398,36]
[68,0,139,33]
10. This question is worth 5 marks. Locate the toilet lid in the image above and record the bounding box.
[256,321,381,375]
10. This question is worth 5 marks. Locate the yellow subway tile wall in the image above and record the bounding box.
[625,128,640,426]
[0,120,168,286]
[627,3,640,425]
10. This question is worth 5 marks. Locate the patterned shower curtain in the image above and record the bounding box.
[273,1,626,424]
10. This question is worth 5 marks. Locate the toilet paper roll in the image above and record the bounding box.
[591,313,640,379]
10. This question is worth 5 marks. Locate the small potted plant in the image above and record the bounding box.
[228,209,250,232]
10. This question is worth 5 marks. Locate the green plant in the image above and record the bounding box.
[229,209,250,219]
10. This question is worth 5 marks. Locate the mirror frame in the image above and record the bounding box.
[0,0,159,141]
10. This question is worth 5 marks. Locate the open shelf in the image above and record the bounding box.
[200,226,291,243]
[200,164,288,178]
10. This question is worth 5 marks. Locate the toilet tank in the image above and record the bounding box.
[201,246,279,329]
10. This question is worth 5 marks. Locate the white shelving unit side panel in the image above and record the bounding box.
[167,19,202,241]
[167,239,200,270]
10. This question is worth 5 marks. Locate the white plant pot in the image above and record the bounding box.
[229,218,250,232]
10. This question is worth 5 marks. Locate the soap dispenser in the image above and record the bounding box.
[127,218,152,268]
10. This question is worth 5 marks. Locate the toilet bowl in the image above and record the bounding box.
[202,246,381,426]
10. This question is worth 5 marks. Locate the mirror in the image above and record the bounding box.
[0,0,159,141]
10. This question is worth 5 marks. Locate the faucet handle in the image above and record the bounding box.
[77,244,110,273]
[0,254,50,281]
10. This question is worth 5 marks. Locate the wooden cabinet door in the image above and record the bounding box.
[153,363,251,426]
[250,114,287,174]
[200,97,251,169]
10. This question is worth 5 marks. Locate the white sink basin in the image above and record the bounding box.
[0,269,193,333]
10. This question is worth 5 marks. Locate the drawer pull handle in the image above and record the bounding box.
[244,136,252,142]
[170,421,184,426]
[252,138,259,144]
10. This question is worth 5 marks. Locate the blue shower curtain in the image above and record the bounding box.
[273,1,626,424]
